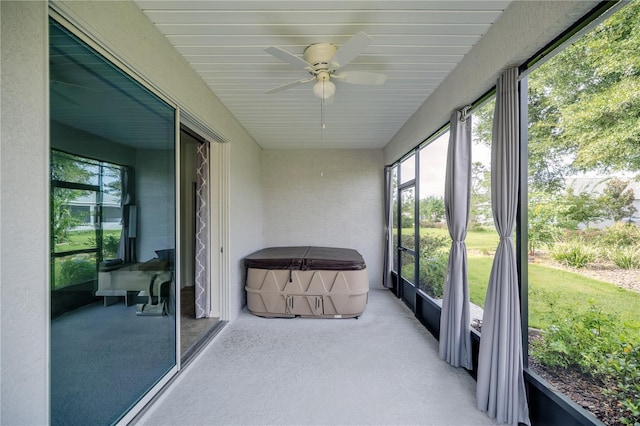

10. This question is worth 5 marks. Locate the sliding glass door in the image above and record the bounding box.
[50,18,177,425]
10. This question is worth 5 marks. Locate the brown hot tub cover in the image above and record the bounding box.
[244,246,366,271]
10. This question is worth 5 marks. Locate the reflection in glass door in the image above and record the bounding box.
[51,184,100,313]
[49,18,176,425]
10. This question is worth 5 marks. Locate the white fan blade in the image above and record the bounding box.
[265,46,313,71]
[330,32,372,70]
[333,71,387,86]
[265,77,315,94]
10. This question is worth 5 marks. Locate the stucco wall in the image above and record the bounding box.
[261,150,384,288]
[383,0,601,165]
[0,2,50,423]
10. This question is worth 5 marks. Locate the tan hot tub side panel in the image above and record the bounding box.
[246,268,369,318]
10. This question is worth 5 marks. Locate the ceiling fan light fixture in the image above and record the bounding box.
[312,79,335,100]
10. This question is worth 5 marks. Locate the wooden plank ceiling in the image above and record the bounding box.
[135,1,512,149]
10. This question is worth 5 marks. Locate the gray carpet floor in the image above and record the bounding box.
[138,287,497,426]
[51,302,175,425]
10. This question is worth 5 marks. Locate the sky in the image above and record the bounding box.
[399,125,492,199]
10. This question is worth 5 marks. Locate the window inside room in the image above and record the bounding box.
[49,18,176,425]
[50,150,124,295]
[525,3,640,424]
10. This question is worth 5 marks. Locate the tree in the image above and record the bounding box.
[556,187,604,229]
[599,177,637,222]
[399,190,416,228]
[528,192,560,256]
[420,196,445,224]
[469,3,640,191]
[528,2,640,177]
[51,152,94,244]
[470,161,491,226]
[472,98,494,147]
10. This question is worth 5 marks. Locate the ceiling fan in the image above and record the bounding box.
[265,32,387,101]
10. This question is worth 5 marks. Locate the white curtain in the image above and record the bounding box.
[476,68,530,425]
[194,141,210,318]
[383,166,394,288]
[439,109,472,369]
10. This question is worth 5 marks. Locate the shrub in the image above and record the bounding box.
[531,302,616,371]
[418,253,448,298]
[600,343,640,426]
[469,222,489,232]
[551,241,596,268]
[599,222,640,248]
[103,234,120,259]
[531,303,640,426]
[59,257,96,288]
[420,233,449,255]
[398,232,450,298]
[574,228,604,245]
[400,215,414,229]
[608,247,640,269]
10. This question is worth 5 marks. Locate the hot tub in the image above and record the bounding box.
[245,246,368,318]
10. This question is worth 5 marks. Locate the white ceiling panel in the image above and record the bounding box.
[134,0,514,149]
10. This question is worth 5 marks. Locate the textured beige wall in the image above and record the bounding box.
[0,2,50,423]
[261,150,384,287]
[384,0,601,164]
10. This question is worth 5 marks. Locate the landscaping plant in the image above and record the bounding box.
[551,240,596,268]
[59,256,96,289]
[531,302,640,425]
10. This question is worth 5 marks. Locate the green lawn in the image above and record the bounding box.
[400,226,500,252]
[52,229,121,290]
[398,227,640,334]
[467,255,640,331]
[55,229,121,252]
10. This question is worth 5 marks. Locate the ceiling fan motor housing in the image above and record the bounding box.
[303,43,337,74]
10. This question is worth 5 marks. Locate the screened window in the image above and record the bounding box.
[467,99,499,328]
[525,3,640,424]
[417,131,450,298]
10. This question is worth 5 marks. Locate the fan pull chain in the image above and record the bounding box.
[320,81,325,177]
[320,80,327,130]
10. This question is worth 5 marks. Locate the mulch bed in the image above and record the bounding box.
[528,358,622,424]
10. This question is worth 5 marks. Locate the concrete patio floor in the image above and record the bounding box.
[138,286,497,426]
